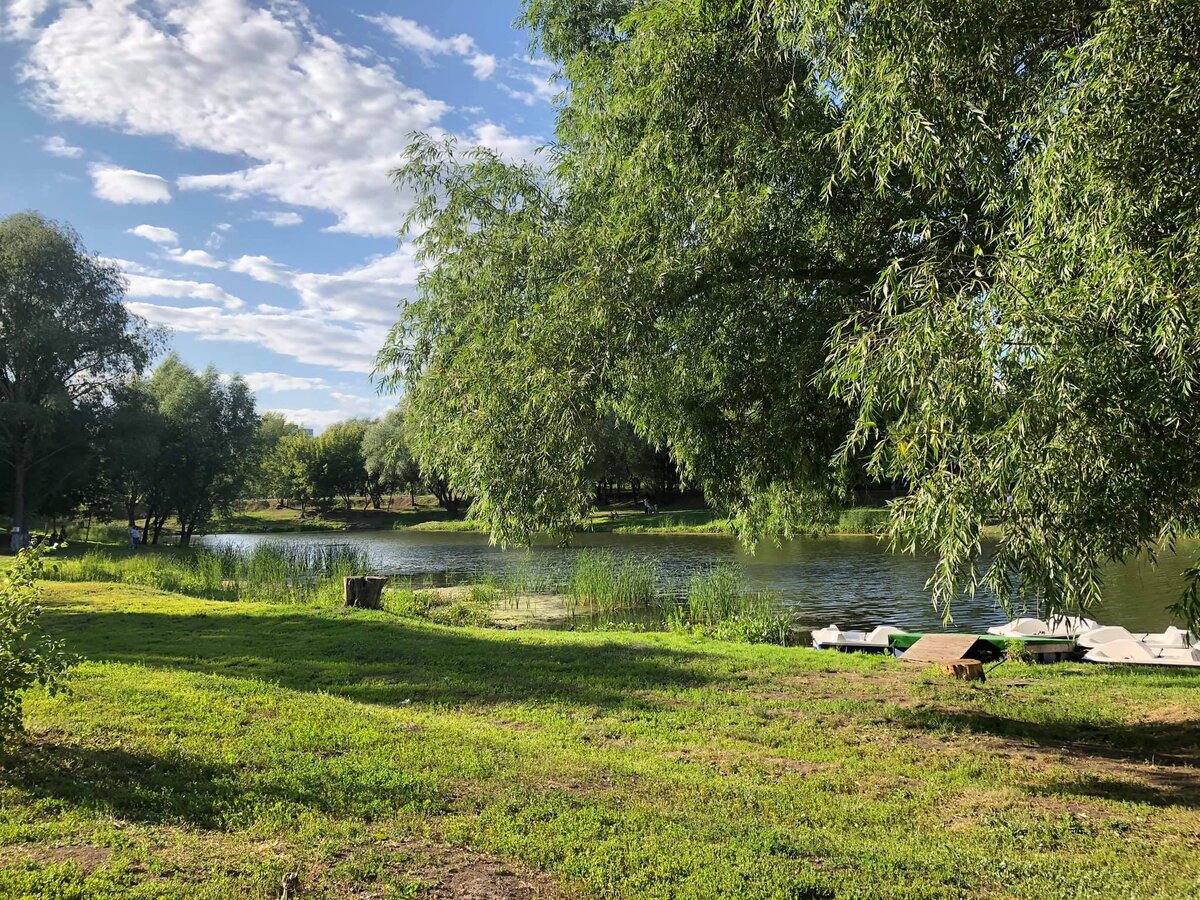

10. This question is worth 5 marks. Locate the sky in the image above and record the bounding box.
[0,0,558,431]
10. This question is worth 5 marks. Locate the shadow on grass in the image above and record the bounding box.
[44,607,718,712]
[891,706,1200,808]
[0,738,443,829]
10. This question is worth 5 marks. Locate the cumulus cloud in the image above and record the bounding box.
[10,2,543,234]
[127,224,179,245]
[229,254,294,286]
[8,0,494,235]
[242,372,328,393]
[110,245,417,373]
[89,164,171,204]
[125,302,389,374]
[468,122,544,165]
[124,274,244,310]
[253,210,303,227]
[41,134,81,157]
[166,248,224,269]
[367,15,496,81]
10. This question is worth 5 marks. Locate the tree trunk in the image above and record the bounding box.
[343,575,388,609]
[11,447,28,549]
[409,487,416,508]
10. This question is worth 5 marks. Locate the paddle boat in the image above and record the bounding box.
[1076,625,1195,649]
[1083,638,1200,668]
[986,615,1100,639]
[811,625,909,652]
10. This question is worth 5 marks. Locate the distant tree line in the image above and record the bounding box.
[0,211,699,547]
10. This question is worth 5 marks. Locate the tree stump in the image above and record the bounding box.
[344,575,388,609]
[938,660,985,682]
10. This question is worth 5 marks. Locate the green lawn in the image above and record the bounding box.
[2,582,1198,898]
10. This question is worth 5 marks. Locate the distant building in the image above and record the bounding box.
[302,426,314,437]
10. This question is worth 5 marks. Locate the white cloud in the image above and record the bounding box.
[243,372,328,393]
[469,123,543,164]
[127,224,179,245]
[467,53,497,80]
[41,134,81,157]
[124,274,244,310]
[253,210,303,227]
[2,0,52,40]
[113,244,417,373]
[166,248,224,269]
[291,248,417,324]
[90,164,171,204]
[263,408,353,433]
[499,57,559,106]
[367,15,496,82]
[8,0,479,235]
[229,254,294,286]
[100,256,163,277]
[125,302,389,374]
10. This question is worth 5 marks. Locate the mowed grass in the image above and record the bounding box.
[1,581,1199,898]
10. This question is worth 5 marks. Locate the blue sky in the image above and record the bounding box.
[0,0,557,430]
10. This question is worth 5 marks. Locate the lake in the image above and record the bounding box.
[200,529,1193,632]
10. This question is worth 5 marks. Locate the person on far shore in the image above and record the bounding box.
[130,525,140,551]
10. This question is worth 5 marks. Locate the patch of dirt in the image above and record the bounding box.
[394,839,569,900]
[663,747,831,777]
[0,844,113,872]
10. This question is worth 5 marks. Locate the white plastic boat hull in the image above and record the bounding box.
[1083,638,1200,668]
[987,616,1099,639]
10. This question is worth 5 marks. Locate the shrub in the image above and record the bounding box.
[0,546,72,740]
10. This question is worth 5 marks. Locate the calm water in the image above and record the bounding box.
[200,529,1194,632]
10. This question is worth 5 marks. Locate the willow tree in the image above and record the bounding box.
[379,0,1200,626]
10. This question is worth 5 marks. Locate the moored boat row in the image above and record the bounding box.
[811,617,1200,668]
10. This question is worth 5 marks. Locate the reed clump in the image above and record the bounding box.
[566,550,658,616]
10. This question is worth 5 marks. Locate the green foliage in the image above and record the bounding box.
[0,545,71,739]
[139,355,260,545]
[379,0,1200,628]
[362,407,421,507]
[314,419,371,510]
[833,508,891,536]
[0,211,157,535]
[385,586,492,627]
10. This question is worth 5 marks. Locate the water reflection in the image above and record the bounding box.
[200,529,1194,632]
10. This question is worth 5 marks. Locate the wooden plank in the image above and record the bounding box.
[901,634,982,663]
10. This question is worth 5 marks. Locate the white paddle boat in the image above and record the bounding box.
[987,615,1099,639]
[1077,625,1195,649]
[811,625,908,652]
[1083,638,1200,668]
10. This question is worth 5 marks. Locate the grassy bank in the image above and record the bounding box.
[200,499,896,537]
[2,580,1199,898]
[38,543,367,605]
[409,506,893,537]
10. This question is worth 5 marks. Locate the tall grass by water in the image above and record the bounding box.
[669,565,795,644]
[566,550,657,615]
[42,543,369,604]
